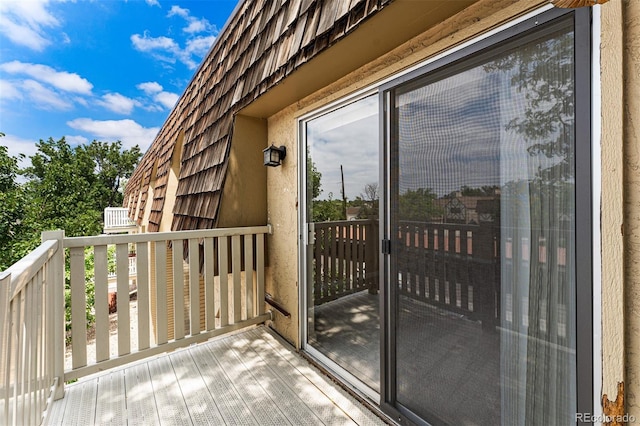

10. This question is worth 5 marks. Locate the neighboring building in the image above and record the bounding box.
[124,0,639,424]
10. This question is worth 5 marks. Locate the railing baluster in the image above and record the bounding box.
[94,245,109,363]
[337,224,345,295]
[69,246,87,369]
[116,243,130,356]
[256,234,265,316]
[232,235,242,324]
[188,238,200,335]
[244,234,254,319]
[218,236,229,327]
[203,237,215,331]
[172,240,185,341]
[155,242,168,345]
[136,242,150,350]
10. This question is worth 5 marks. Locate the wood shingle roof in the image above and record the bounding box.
[124,0,392,232]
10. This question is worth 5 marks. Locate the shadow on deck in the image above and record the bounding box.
[48,326,388,425]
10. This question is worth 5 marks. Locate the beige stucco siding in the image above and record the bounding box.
[623,0,640,418]
[264,113,299,345]
[601,0,627,410]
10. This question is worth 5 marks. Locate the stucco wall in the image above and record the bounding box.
[600,0,626,411]
[623,0,640,418]
[217,115,268,228]
[264,114,299,345]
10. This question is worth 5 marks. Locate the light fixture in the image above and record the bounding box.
[263,144,286,167]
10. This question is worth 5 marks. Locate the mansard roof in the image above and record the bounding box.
[125,0,392,232]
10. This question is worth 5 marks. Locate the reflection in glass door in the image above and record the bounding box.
[386,15,582,425]
[302,94,380,394]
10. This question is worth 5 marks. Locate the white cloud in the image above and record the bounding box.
[22,79,73,110]
[168,5,213,34]
[135,81,179,110]
[67,118,159,151]
[137,81,163,94]
[0,61,93,94]
[65,135,89,145]
[167,6,189,19]
[0,80,22,100]
[98,92,139,115]
[1,133,40,172]
[131,32,177,52]
[0,0,60,51]
[132,5,217,70]
[145,0,160,7]
[2,134,39,158]
[154,91,179,109]
[184,36,215,57]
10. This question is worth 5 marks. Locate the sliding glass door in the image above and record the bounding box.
[299,8,591,425]
[383,9,591,425]
[302,94,380,395]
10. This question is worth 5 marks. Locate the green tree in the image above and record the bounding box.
[83,140,141,208]
[398,188,441,222]
[21,137,142,241]
[2,136,142,335]
[0,142,27,269]
[307,157,322,200]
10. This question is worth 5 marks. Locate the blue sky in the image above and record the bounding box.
[0,0,239,166]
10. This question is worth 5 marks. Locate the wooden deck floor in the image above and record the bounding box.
[46,326,388,425]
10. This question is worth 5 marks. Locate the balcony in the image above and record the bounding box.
[0,226,386,425]
[103,207,137,234]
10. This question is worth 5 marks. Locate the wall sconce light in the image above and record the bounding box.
[263,144,286,167]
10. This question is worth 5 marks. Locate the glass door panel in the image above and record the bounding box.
[303,94,380,393]
[388,17,578,425]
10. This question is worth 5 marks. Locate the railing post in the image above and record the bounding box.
[0,272,11,425]
[42,230,65,400]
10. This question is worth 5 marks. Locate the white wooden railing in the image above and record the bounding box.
[103,207,136,233]
[63,225,272,380]
[0,231,65,426]
[0,225,272,425]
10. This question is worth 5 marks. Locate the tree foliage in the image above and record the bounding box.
[484,29,575,183]
[398,188,441,222]
[0,142,26,269]
[1,136,141,276]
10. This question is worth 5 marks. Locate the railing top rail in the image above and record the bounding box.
[312,219,377,227]
[104,207,129,212]
[63,224,273,248]
[1,239,58,300]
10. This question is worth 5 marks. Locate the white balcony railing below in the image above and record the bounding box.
[103,207,136,233]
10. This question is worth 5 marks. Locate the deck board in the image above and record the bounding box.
[123,363,160,425]
[220,333,326,426]
[46,326,387,426]
[189,344,258,424]
[169,349,226,425]
[95,370,126,425]
[147,355,192,425]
